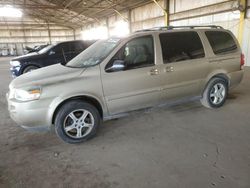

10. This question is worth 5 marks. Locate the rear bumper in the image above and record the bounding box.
[228,70,244,89]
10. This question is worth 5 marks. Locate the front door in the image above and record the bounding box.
[47,44,65,65]
[101,35,162,115]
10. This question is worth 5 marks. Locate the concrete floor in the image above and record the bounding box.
[0,57,249,188]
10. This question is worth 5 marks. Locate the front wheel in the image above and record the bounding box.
[22,65,39,74]
[55,100,100,144]
[200,77,228,108]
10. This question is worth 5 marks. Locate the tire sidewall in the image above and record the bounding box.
[22,65,39,74]
[206,78,228,108]
[55,101,100,144]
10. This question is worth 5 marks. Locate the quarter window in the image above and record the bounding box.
[106,36,154,72]
[159,32,205,64]
[205,31,237,55]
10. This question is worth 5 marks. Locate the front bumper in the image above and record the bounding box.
[6,93,52,129]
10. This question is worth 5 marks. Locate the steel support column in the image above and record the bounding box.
[128,9,132,33]
[238,0,247,46]
[152,0,169,26]
[106,18,110,37]
[47,22,52,44]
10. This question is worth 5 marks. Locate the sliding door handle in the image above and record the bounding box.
[149,68,159,75]
[166,66,174,72]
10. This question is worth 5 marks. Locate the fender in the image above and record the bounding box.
[46,92,108,126]
[20,62,41,73]
[201,69,230,95]
[205,69,230,84]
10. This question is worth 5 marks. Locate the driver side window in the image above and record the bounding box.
[49,45,62,55]
[105,35,154,72]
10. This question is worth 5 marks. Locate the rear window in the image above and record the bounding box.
[159,31,205,64]
[205,31,238,55]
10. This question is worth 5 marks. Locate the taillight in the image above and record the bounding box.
[240,53,245,69]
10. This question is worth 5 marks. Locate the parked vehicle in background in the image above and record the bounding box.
[7,25,244,143]
[1,47,9,56]
[10,40,95,77]
[27,44,49,54]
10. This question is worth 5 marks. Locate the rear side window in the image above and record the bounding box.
[159,32,205,64]
[205,31,238,55]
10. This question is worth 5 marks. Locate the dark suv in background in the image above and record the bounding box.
[10,40,95,77]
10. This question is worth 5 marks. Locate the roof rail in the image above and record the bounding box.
[135,25,223,33]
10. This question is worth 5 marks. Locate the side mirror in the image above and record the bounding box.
[49,50,55,55]
[106,60,125,72]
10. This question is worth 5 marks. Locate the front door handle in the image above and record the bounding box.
[149,68,159,75]
[166,66,174,72]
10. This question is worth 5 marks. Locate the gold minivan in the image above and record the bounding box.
[7,26,244,143]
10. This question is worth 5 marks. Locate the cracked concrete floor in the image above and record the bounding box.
[0,57,250,188]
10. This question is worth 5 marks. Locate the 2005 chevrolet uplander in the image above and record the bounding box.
[7,25,244,143]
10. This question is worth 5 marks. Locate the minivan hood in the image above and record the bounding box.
[10,64,85,89]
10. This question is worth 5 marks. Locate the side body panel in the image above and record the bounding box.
[100,34,162,115]
[156,30,212,101]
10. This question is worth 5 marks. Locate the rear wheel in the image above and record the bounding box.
[22,65,39,74]
[55,100,100,144]
[200,77,228,108]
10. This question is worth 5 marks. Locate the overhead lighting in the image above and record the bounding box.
[81,26,108,40]
[110,21,129,37]
[0,5,22,18]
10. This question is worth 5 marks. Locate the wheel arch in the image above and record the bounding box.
[51,95,104,125]
[202,72,230,94]
[21,63,41,74]
[210,73,229,86]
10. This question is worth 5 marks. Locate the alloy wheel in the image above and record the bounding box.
[209,83,226,105]
[63,109,95,139]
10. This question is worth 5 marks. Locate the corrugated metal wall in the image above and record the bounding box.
[0,17,75,55]
[242,19,250,66]
[78,0,250,66]
[131,1,165,32]
[242,1,250,66]
[1,0,250,65]
[0,27,74,43]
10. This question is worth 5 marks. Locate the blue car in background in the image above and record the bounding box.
[10,40,95,77]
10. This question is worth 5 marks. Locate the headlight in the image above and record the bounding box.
[14,87,41,102]
[10,61,20,67]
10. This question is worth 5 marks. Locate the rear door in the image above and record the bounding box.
[158,31,209,101]
[101,35,162,114]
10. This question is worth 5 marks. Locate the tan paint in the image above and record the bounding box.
[7,28,244,128]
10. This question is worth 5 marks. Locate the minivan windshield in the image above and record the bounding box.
[38,44,55,54]
[66,38,121,68]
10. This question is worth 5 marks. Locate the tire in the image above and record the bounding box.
[200,77,228,109]
[55,100,100,144]
[22,65,39,74]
